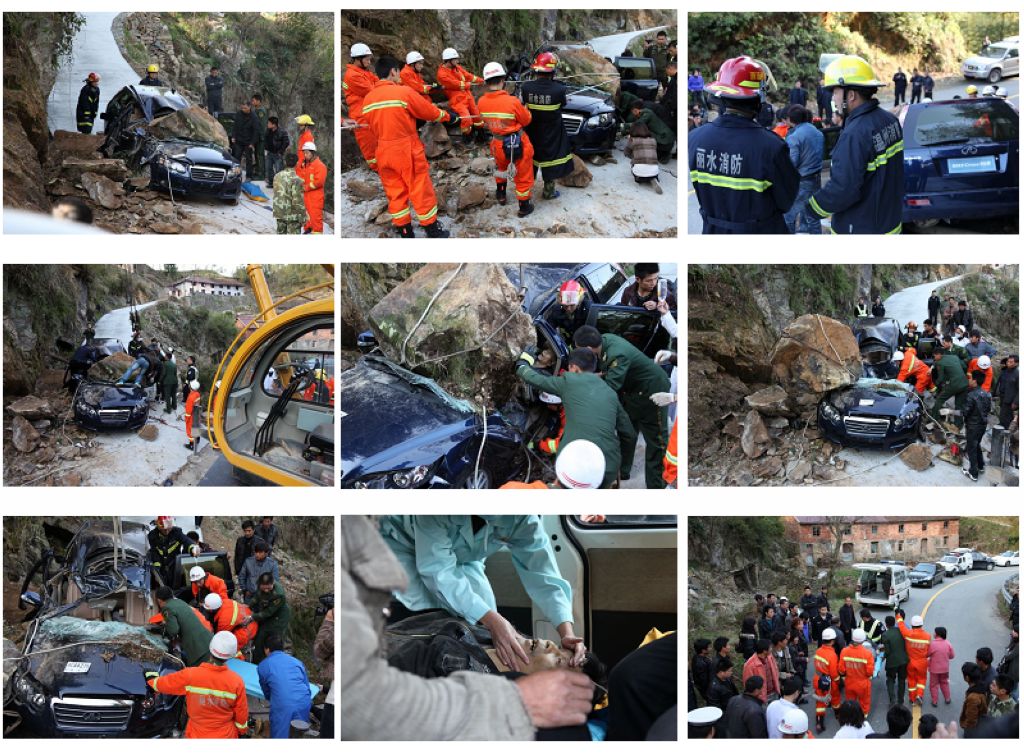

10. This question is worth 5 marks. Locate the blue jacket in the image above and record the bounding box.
[258,650,311,738]
[379,515,574,627]
[810,100,905,234]
[786,122,824,177]
[689,113,800,233]
[688,74,705,92]
[238,554,280,597]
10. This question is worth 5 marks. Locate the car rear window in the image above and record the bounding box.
[909,100,1019,146]
[617,58,656,79]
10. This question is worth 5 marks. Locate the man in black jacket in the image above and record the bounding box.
[234,519,257,577]
[892,68,907,107]
[799,585,818,615]
[205,65,224,117]
[994,355,1018,431]
[952,300,975,335]
[76,73,101,134]
[264,116,290,187]
[928,289,941,325]
[707,657,739,711]
[839,596,856,643]
[810,604,833,646]
[147,516,199,588]
[692,639,714,701]
[723,676,767,737]
[963,369,992,482]
[231,101,259,178]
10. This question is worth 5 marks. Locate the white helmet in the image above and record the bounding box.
[922,97,932,103]
[303,142,317,151]
[555,440,605,489]
[978,355,991,370]
[406,51,425,65]
[911,615,924,627]
[189,566,206,583]
[982,85,997,97]
[995,86,1008,98]
[350,43,372,58]
[821,627,837,641]
[189,380,200,391]
[209,630,238,660]
[851,628,867,644]
[442,47,459,61]
[482,61,506,81]
[778,708,809,736]
[539,391,562,405]
[892,350,905,362]
[204,593,223,611]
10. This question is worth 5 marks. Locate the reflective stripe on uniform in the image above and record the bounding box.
[481,112,516,119]
[886,223,902,234]
[418,205,438,222]
[342,82,348,90]
[809,195,830,217]
[690,170,772,192]
[905,637,930,645]
[367,158,377,165]
[665,450,678,464]
[391,207,411,220]
[866,140,904,172]
[361,100,409,113]
[184,685,238,700]
[526,102,561,111]
[534,154,573,168]
[842,656,868,663]
[236,721,248,730]
[515,189,531,198]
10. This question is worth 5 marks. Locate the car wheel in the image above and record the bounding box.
[456,464,493,489]
[913,218,941,230]
[988,68,1002,83]
[987,563,993,571]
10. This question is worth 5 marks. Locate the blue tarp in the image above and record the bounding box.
[241,182,270,202]
[226,657,320,701]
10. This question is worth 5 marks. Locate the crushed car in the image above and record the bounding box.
[853,317,902,378]
[818,378,924,450]
[73,381,150,432]
[100,85,242,203]
[7,521,184,737]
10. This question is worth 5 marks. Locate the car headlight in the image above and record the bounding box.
[227,164,242,178]
[75,400,98,417]
[586,113,614,128]
[895,409,919,429]
[391,464,432,488]
[14,673,46,711]
[131,403,148,416]
[820,402,841,423]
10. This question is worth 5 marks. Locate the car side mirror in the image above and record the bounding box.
[20,591,43,608]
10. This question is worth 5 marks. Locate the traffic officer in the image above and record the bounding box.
[154,586,214,667]
[436,47,484,143]
[477,62,535,217]
[76,73,100,134]
[361,56,457,238]
[689,56,799,233]
[204,593,258,654]
[813,627,840,733]
[245,572,292,660]
[188,565,229,607]
[896,611,931,705]
[574,325,671,489]
[343,43,380,172]
[520,52,574,201]
[400,51,439,108]
[147,630,249,738]
[515,347,637,488]
[809,55,904,234]
[838,627,875,716]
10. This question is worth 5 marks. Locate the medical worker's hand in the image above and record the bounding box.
[515,670,594,728]
[482,610,530,671]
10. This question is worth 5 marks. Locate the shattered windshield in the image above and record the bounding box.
[360,356,476,415]
[34,616,169,657]
[854,378,913,398]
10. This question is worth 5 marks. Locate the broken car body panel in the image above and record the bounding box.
[73,381,149,432]
[853,316,901,378]
[817,378,923,450]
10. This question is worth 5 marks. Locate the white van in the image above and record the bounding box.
[951,547,975,570]
[939,552,971,576]
[855,562,911,608]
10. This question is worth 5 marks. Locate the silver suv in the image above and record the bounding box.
[963,38,1019,83]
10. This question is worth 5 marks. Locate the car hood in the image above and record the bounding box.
[828,379,918,415]
[964,53,1008,66]
[908,568,934,578]
[78,382,146,407]
[153,140,234,165]
[565,92,614,115]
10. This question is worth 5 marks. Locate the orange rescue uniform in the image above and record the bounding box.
[967,358,993,392]
[499,481,549,489]
[437,63,484,133]
[296,127,315,153]
[343,63,380,170]
[813,644,840,718]
[296,155,328,234]
[538,407,566,454]
[897,348,934,392]
[149,606,213,633]
[897,616,931,703]
[400,64,434,106]
[663,418,678,486]
[838,643,875,715]
[361,79,451,229]
[191,572,229,605]
[211,598,257,652]
[477,89,535,202]
[184,389,200,444]
[149,662,248,738]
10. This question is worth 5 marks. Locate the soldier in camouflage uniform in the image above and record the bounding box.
[272,152,307,234]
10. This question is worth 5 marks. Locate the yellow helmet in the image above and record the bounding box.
[147,64,159,74]
[822,55,884,89]
[966,84,978,95]
[295,114,315,126]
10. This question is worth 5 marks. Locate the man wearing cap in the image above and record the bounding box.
[687,706,722,738]
[76,73,101,134]
[437,47,485,142]
[401,51,438,108]
[896,609,931,705]
[188,566,229,607]
[813,627,840,732]
[839,627,875,715]
[766,676,802,739]
[148,516,200,587]
[477,61,535,217]
[296,142,328,234]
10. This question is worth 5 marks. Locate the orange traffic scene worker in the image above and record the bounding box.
[188,566,229,606]
[361,55,458,238]
[204,593,257,653]
[149,605,213,633]
[401,50,437,107]
[184,379,201,451]
[296,143,328,234]
[967,355,993,391]
[663,418,678,486]
[294,114,316,152]
[148,631,249,738]
[343,43,379,171]
[897,611,931,704]
[838,628,875,716]
[477,61,535,217]
[813,627,841,733]
[894,347,934,392]
[535,391,565,454]
[499,439,605,489]
[437,47,483,141]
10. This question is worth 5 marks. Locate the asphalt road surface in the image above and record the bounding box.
[93,299,159,344]
[880,274,962,328]
[806,566,1018,738]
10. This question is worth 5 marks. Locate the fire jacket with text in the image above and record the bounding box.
[148,663,249,738]
[689,114,800,233]
[343,63,380,171]
[810,100,904,234]
[211,598,258,651]
[477,88,535,201]
[361,80,453,231]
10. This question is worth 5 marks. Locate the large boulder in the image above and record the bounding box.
[81,172,125,210]
[88,352,135,382]
[367,263,534,406]
[51,130,105,158]
[11,414,40,453]
[744,385,794,417]
[557,48,620,96]
[422,122,451,159]
[769,314,861,402]
[556,155,593,188]
[60,157,129,183]
[6,395,53,420]
[146,106,230,150]
[338,264,420,347]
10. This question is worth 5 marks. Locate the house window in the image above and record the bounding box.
[922,522,928,531]
[898,523,905,533]
[943,521,949,529]
[943,536,949,546]
[871,525,878,534]
[812,526,821,537]
[843,525,852,535]
[870,541,879,554]
[898,541,904,552]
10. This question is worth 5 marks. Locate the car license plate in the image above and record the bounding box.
[948,155,997,174]
[63,662,91,673]
[858,399,875,406]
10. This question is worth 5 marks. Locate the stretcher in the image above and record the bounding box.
[226,657,320,701]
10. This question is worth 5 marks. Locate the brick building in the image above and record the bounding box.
[168,275,244,299]
[790,516,960,563]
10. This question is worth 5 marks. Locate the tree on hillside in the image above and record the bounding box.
[164,264,178,280]
[822,517,862,594]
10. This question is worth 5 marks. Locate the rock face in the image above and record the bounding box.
[422,122,452,159]
[89,352,135,382]
[11,414,41,453]
[367,263,535,406]
[900,443,933,472]
[146,106,230,150]
[744,385,794,417]
[59,157,129,183]
[3,22,50,212]
[338,264,420,347]
[556,155,593,188]
[770,314,862,402]
[81,172,125,210]
[740,410,770,459]
[52,130,104,158]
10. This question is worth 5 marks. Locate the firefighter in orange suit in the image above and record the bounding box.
[839,627,875,716]
[894,348,934,392]
[204,593,257,654]
[437,47,483,141]
[897,611,931,704]
[401,51,437,107]
[500,440,605,490]
[343,43,379,171]
[533,391,566,455]
[184,379,201,451]
[362,56,457,238]
[477,61,535,217]
[294,114,316,152]
[189,566,229,607]
[148,631,249,738]
[663,418,678,486]
[296,143,327,234]
[813,627,841,733]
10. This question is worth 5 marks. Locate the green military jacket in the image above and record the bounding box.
[161,359,178,388]
[630,108,675,147]
[273,170,307,222]
[949,344,970,372]
[253,106,268,143]
[934,353,968,393]
[880,625,908,667]
[599,333,670,398]
[162,597,212,666]
[516,365,636,480]
[247,582,292,633]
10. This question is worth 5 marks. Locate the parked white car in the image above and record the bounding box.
[962,39,1020,83]
[993,550,1020,567]
[939,552,971,576]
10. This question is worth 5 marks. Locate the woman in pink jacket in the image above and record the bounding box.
[927,626,956,706]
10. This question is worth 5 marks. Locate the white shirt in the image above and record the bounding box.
[834,721,875,739]
[766,698,798,739]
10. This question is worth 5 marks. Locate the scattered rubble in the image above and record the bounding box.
[6,396,53,420]
[739,410,770,459]
[11,415,41,454]
[555,155,593,188]
[744,385,794,417]
[900,443,934,472]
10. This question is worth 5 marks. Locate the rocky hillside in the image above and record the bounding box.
[939,266,1019,354]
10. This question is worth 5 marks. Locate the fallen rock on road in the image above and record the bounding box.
[770,314,861,403]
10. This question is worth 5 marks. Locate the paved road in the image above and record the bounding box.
[587,26,670,60]
[807,566,1018,738]
[880,274,962,330]
[93,299,159,344]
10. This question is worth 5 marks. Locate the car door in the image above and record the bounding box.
[1006,47,1019,76]
[484,515,677,670]
[587,303,668,357]
[579,263,629,305]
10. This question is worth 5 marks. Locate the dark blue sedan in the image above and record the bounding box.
[900,98,1019,226]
